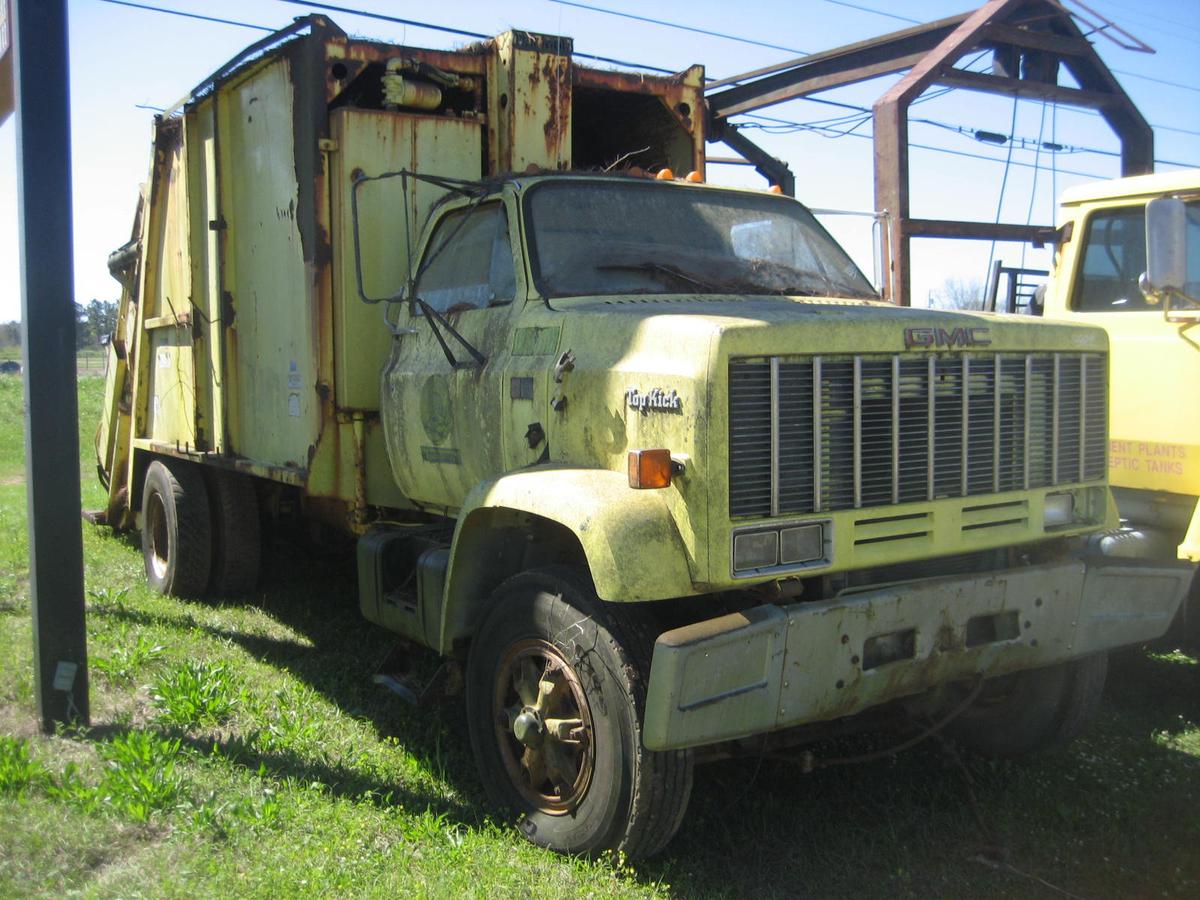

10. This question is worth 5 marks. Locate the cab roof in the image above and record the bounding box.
[1060,168,1200,206]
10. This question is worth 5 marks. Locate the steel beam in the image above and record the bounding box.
[715,124,796,197]
[15,0,89,731]
[934,68,1118,109]
[705,0,1154,305]
[905,218,1053,243]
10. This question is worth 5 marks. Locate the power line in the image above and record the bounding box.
[106,1,1200,152]
[1088,0,1200,34]
[740,92,1198,169]
[546,0,808,56]
[274,0,680,74]
[819,0,920,25]
[1112,68,1200,94]
[98,0,274,31]
[1079,0,1200,41]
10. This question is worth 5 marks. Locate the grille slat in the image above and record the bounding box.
[729,352,1107,519]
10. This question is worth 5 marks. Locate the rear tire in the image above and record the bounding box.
[465,568,693,859]
[141,459,211,599]
[207,469,261,597]
[949,653,1108,757]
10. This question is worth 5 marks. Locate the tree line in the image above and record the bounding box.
[0,300,118,351]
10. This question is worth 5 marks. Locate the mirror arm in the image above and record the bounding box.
[413,297,487,369]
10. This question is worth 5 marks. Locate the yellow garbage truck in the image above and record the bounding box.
[1039,169,1200,637]
[94,17,1191,857]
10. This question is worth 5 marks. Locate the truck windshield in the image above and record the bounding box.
[524,180,876,300]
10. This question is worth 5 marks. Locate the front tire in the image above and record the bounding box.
[465,569,693,859]
[949,653,1108,757]
[141,459,212,599]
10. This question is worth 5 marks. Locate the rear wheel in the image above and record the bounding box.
[207,469,261,597]
[465,568,693,859]
[949,652,1108,757]
[141,459,211,599]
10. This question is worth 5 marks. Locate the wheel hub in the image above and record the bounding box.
[513,708,545,748]
[493,638,595,815]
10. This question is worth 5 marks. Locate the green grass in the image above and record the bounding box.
[1,375,1199,897]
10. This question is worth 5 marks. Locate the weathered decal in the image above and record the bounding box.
[903,326,991,349]
[421,446,461,464]
[626,387,682,414]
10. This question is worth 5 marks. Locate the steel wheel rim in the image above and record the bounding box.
[146,491,169,580]
[492,638,595,815]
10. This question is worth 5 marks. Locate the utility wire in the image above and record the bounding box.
[104,0,1198,170]
[546,0,808,56]
[987,97,1022,280]
[273,0,679,73]
[819,0,920,25]
[1111,69,1200,94]
[1087,0,1200,34]
[1020,101,1050,270]
[98,0,274,31]
[819,0,1198,96]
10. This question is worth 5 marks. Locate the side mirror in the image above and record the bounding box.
[1142,197,1187,298]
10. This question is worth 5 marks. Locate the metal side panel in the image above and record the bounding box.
[329,109,483,411]
[218,58,320,467]
[1076,560,1194,653]
[142,123,198,448]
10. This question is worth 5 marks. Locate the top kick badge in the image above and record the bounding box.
[626,387,682,414]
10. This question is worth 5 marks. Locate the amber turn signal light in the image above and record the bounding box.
[628,448,674,489]
[655,167,675,180]
[684,170,704,183]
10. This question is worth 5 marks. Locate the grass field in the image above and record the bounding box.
[1,376,1198,898]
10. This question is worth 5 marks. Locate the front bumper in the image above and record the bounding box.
[643,558,1192,751]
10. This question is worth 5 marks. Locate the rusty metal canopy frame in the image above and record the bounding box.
[706,0,1153,305]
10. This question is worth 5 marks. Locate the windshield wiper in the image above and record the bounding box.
[595,260,725,292]
[413,297,487,370]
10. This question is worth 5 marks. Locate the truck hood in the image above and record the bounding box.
[554,293,1109,356]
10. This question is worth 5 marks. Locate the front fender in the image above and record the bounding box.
[438,466,696,650]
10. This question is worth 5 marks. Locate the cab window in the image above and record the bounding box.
[1072,201,1200,312]
[414,203,515,313]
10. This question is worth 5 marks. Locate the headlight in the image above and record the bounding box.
[1043,491,1075,528]
[780,524,824,565]
[733,530,778,570]
[733,522,830,575]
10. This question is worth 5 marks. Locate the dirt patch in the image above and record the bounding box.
[0,474,26,486]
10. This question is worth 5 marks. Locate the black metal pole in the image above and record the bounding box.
[15,0,89,731]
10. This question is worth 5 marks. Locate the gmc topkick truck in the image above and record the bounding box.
[92,18,1191,857]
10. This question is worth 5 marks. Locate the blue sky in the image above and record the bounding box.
[0,0,1197,321]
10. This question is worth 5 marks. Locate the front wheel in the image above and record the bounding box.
[465,569,693,859]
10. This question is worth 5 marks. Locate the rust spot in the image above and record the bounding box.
[935,623,962,653]
[312,223,333,270]
[541,55,571,161]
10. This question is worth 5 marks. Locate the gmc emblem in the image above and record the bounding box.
[903,326,991,349]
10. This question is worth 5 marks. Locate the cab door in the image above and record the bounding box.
[382,197,526,509]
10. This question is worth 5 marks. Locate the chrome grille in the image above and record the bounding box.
[729,352,1108,519]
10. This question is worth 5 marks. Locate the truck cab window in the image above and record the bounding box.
[1073,202,1200,312]
[1072,208,1150,312]
[415,203,515,313]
